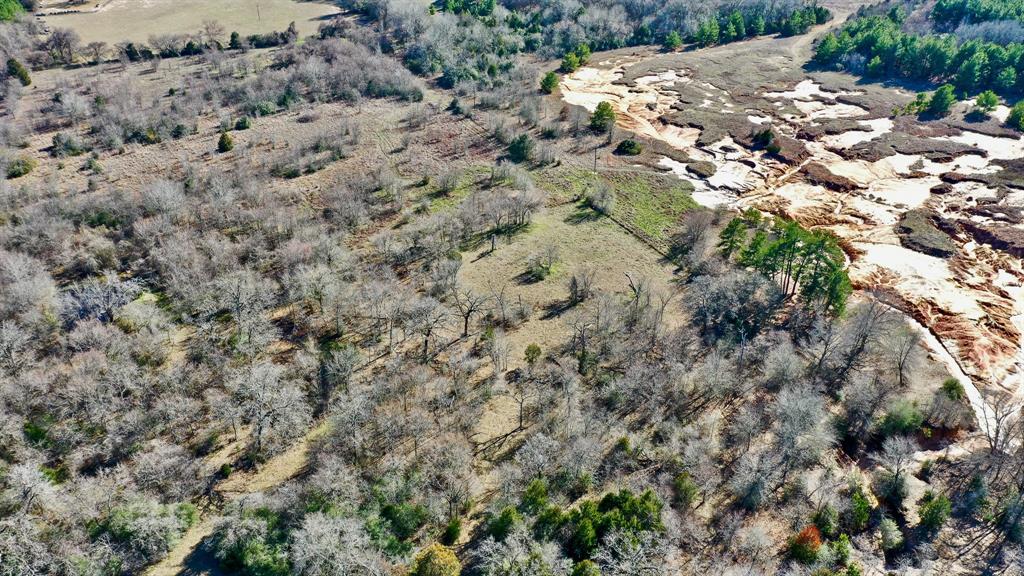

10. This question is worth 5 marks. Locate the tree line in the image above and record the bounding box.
[815,11,1024,99]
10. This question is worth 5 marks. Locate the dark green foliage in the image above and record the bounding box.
[218,132,234,153]
[935,0,1024,27]
[672,472,699,510]
[815,14,1024,98]
[590,101,616,132]
[6,156,35,179]
[541,71,559,94]
[561,52,581,73]
[533,505,566,541]
[918,491,952,534]
[880,401,924,438]
[217,508,289,576]
[0,0,23,21]
[381,501,428,541]
[788,525,822,564]
[488,506,523,541]
[942,377,966,401]
[7,57,30,86]
[442,0,496,17]
[235,116,253,130]
[1008,101,1024,130]
[725,216,851,315]
[229,31,242,49]
[664,30,683,50]
[521,479,549,514]
[571,560,601,576]
[847,486,872,533]
[814,504,840,538]
[508,134,534,163]
[613,139,642,155]
[441,518,461,545]
[718,218,747,257]
[563,489,663,560]
[927,84,958,117]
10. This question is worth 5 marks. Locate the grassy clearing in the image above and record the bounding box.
[421,165,493,213]
[537,166,697,243]
[39,0,338,44]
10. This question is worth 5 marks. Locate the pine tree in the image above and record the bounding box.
[6,58,30,86]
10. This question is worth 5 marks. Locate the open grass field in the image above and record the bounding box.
[37,0,339,43]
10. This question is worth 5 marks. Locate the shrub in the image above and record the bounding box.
[508,134,534,163]
[614,139,642,155]
[6,57,30,86]
[918,491,951,534]
[522,478,548,513]
[585,182,615,215]
[832,533,851,566]
[847,486,872,533]
[6,156,35,179]
[561,52,580,73]
[408,543,460,576]
[926,84,957,117]
[788,525,822,563]
[441,518,461,545]
[52,132,87,157]
[814,504,840,538]
[563,489,663,560]
[672,472,699,510]
[942,377,966,401]
[664,30,683,50]
[524,343,542,366]
[382,502,428,541]
[488,506,522,541]
[1008,101,1024,131]
[571,560,601,576]
[975,90,999,114]
[880,401,924,437]
[879,517,904,550]
[218,132,234,153]
[234,116,252,130]
[590,101,616,132]
[540,71,559,94]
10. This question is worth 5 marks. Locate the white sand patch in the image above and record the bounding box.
[823,118,894,149]
[851,243,985,320]
[748,114,771,125]
[1004,190,1024,206]
[864,177,938,209]
[658,157,736,207]
[657,124,701,149]
[914,153,997,175]
[775,182,830,212]
[937,130,1024,160]
[634,70,686,86]
[794,100,868,120]
[763,79,861,101]
[708,161,757,191]
[992,105,1012,123]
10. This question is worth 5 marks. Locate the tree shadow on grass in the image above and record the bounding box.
[565,204,602,225]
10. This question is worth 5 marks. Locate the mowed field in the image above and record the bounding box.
[38,0,339,43]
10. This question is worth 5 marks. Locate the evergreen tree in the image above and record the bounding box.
[927,84,958,116]
[6,57,30,86]
[589,101,616,132]
[975,90,999,114]
[540,71,559,94]
[663,30,682,51]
